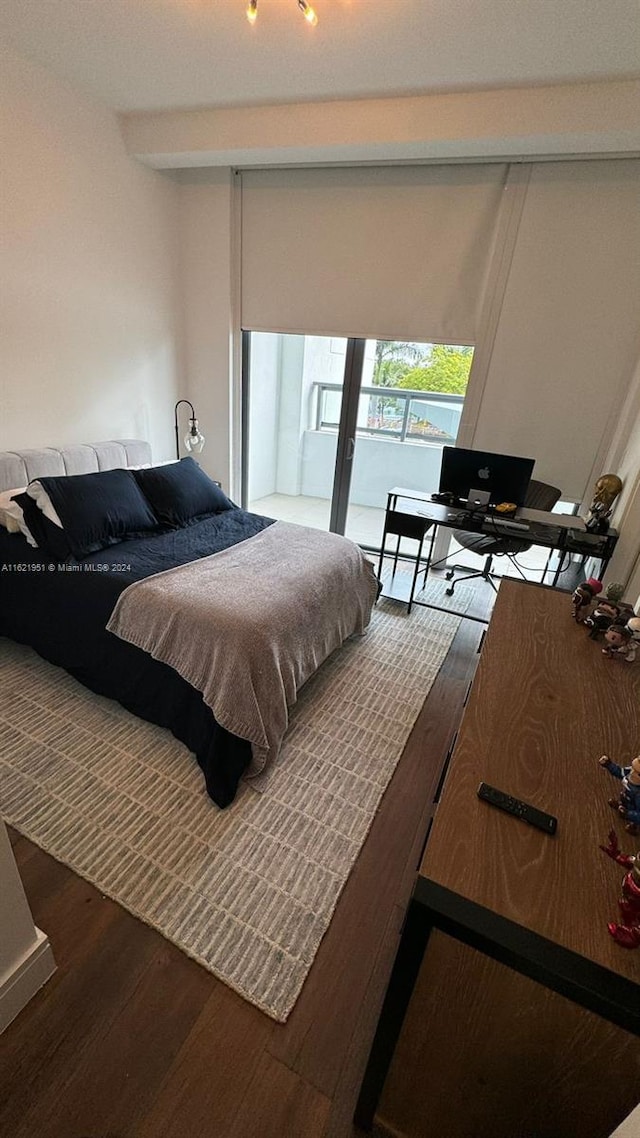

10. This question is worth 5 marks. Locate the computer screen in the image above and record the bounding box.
[438,446,535,508]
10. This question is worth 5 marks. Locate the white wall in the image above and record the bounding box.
[175,170,237,490]
[302,432,444,509]
[0,821,41,984]
[275,335,308,497]
[597,354,640,598]
[0,819,55,1033]
[1,46,179,459]
[247,333,280,500]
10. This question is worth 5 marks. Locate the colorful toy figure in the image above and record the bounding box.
[605,582,625,605]
[627,616,640,643]
[586,474,623,533]
[602,623,636,662]
[599,754,640,833]
[584,599,620,639]
[571,578,602,622]
[599,829,640,948]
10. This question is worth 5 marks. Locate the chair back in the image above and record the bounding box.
[524,479,562,512]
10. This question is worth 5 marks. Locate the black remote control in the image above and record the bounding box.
[477,782,557,835]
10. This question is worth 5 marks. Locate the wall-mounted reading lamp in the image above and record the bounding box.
[174,400,206,460]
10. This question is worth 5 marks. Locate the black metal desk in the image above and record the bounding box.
[378,487,618,617]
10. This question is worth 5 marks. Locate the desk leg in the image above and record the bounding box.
[422,524,438,590]
[552,550,567,588]
[377,492,395,587]
[377,537,386,584]
[541,548,553,584]
[392,534,402,576]
[408,533,426,614]
[354,896,433,1131]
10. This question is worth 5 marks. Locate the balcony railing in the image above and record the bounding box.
[313,383,464,443]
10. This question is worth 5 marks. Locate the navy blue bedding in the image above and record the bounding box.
[0,508,275,807]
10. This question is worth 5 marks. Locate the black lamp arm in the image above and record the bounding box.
[174,399,196,459]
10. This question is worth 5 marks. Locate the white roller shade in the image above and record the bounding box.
[240,165,508,343]
[472,159,640,502]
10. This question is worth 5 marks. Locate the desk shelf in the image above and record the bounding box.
[377,509,434,614]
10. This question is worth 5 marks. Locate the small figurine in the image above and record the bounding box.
[627,616,640,643]
[599,829,640,948]
[571,578,602,622]
[586,474,622,533]
[602,622,636,662]
[605,582,625,605]
[584,599,620,639]
[599,754,640,833]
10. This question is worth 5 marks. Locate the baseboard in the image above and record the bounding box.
[0,929,56,1034]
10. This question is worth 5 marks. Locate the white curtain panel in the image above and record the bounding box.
[240,164,508,345]
[472,158,640,501]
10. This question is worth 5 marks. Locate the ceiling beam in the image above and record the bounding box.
[121,80,640,169]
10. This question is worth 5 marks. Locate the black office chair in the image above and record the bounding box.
[445,479,562,596]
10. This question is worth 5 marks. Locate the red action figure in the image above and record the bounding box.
[600,829,640,948]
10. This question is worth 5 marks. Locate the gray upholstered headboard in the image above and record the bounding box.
[0,440,152,493]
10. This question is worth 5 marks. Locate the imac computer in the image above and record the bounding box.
[438,447,535,509]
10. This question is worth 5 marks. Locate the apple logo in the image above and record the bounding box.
[478,466,490,480]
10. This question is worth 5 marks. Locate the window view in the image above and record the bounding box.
[318,341,472,443]
[245,333,474,549]
[344,340,473,546]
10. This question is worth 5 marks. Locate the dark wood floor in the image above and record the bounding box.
[1,581,490,1138]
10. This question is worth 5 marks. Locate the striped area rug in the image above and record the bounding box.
[0,585,470,1022]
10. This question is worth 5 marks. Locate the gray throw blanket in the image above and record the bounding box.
[106,521,379,776]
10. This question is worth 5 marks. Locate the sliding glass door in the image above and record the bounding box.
[243,331,473,550]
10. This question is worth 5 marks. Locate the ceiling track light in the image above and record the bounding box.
[245,0,319,26]
[298,0,319,25]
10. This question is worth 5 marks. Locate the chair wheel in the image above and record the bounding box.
[446,587,454,596]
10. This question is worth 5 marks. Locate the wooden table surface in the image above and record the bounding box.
[421,578,640,985]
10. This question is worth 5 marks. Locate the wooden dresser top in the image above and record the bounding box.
[421,579,640,985]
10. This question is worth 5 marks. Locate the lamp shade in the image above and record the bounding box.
[184,421,205,454]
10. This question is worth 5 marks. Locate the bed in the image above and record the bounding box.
[0,440,379,807]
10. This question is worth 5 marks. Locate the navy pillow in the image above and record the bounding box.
[11,492,73,562]
[36,468,158,558]
[133,458,234,528]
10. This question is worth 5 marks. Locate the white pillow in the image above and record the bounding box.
[26,480,64,527]
[0,487,25,532]
[0,488,37,546]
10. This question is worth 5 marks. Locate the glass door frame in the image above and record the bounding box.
[328,338,365,535]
